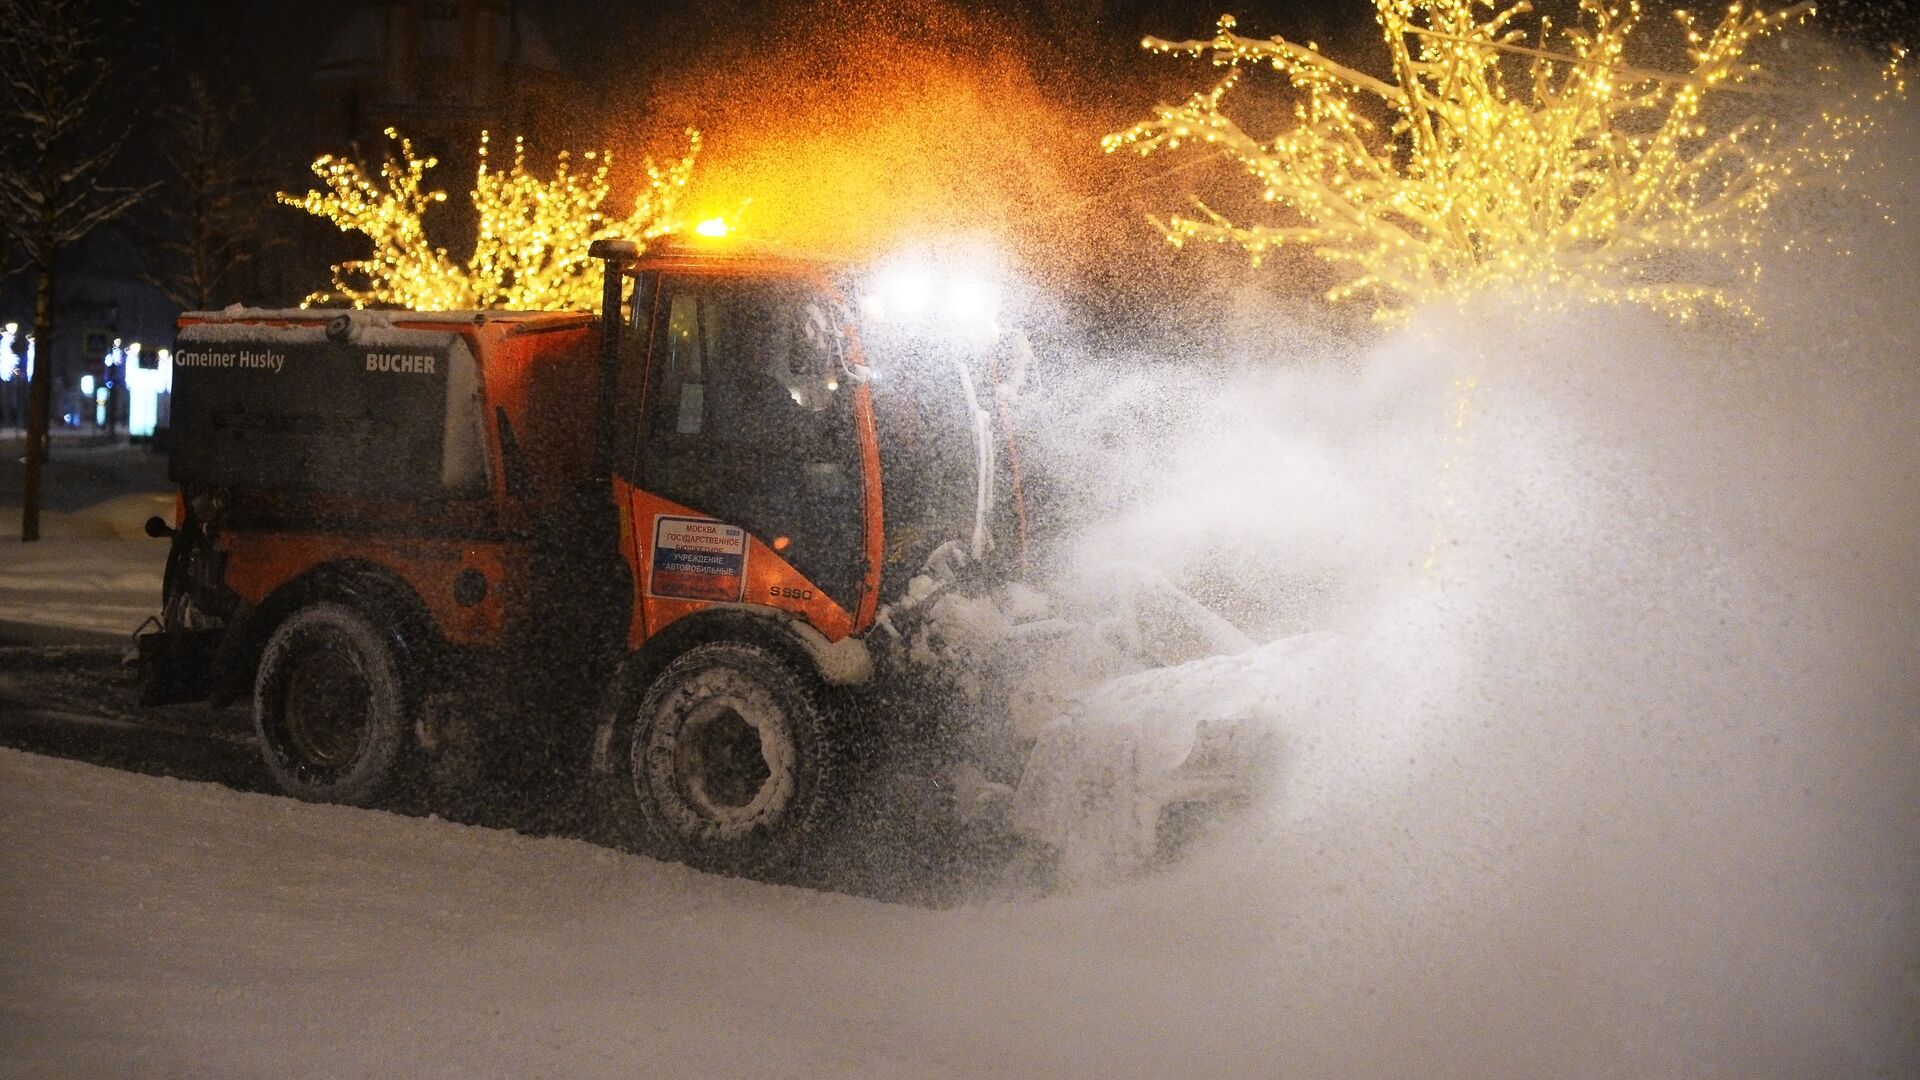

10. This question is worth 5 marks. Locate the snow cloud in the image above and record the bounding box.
[1007,93,1920,1078]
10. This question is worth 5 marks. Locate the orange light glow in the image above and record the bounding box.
[631,9,1089,265]
[694,217,729,238]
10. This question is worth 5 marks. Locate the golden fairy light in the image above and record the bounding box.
[280,127,701,311]
[1107,0,1907,323]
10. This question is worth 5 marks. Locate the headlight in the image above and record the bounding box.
[862,254,1002,341]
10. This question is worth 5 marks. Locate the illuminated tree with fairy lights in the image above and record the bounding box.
[280,127,701,311]
[1108,0,1907,323]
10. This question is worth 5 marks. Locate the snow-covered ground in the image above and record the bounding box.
[0,527,169,641]
[0,442,172,642]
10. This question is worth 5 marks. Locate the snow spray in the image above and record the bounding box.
[992,85,1920,1079]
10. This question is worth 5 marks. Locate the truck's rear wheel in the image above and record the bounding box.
[254,602,415,806]
[608,641,843,873]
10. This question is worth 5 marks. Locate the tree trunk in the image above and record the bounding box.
[21,262,54,543]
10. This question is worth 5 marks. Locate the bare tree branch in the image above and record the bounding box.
[0,0,154,541]
[135,74,267,310]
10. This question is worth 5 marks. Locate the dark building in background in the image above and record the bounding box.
[314,0,575,154]
[0,233,179,437]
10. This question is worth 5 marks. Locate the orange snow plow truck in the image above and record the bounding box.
[139,237,1259,874]
[138,238,1049,871]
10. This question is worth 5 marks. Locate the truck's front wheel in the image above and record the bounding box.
[254,603,415,806]
[607,641,844,873]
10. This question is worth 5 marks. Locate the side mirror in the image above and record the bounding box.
[144,515,176,539]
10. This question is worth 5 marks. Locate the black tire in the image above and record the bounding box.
[606,641,844,873]
[254,602,416,806]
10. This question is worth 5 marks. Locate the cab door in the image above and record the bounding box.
[623,271,871,636]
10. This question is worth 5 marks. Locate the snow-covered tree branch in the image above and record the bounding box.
[136,75,268,311]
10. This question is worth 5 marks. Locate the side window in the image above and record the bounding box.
[661,290,707,435]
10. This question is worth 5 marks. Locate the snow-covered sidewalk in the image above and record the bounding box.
[0,470,172,644]
[0,530,168,644]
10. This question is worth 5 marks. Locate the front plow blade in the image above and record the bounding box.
[1010,708,1279,880]
[1004,631,1340,880]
